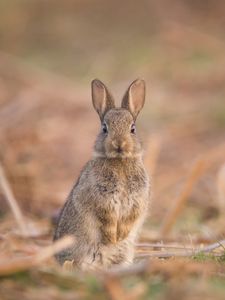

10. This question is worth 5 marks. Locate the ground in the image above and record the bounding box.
[0,1,225,299]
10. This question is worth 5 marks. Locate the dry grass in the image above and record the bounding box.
[0,1,225,299]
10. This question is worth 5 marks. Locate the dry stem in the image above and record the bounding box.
[136,239,225,258]
[0,163,28,236]
[0,235,74,276]
[159,159,207,237]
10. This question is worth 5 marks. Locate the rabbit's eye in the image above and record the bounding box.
[102,122,108,134]
[131,123,136,134]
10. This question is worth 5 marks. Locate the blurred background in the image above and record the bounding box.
[0,1,225,299]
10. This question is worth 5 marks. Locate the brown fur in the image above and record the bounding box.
[54,79,150,270]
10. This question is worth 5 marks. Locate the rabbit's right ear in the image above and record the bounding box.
[91,79,115,121]
[121,79,145,120]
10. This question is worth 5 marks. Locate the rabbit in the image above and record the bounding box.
[53,79,150,270]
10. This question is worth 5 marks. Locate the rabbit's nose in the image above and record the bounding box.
[117,146,122,153]
[112,140,126,153]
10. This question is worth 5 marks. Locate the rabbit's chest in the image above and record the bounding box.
[96,170,147,210]
[97,170,145,194]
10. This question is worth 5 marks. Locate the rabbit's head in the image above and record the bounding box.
[92,79,146,158]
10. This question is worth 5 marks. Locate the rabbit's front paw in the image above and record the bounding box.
[117,223,130,241]
[101,227,117,245]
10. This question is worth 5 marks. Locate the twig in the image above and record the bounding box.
[201,240,225,253]
[137,240,225,252]
[136,242,194,250]
[159,159,207,237]
[0,235,74,276]
[135,240,225,259]
[0,163,28,236]
[136,252,223,259]
[159,142,225,237]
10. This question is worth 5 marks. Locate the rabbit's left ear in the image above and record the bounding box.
[92,79,115,121]
[121,79,145,120]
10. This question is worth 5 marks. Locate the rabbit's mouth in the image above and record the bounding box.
[105,146,135,158]
[112,143,125,155]
[106,140,132,158]
[107,151,133,158]
[93,149,137,159]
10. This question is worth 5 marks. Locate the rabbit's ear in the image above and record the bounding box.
[92,79,115,120]
[121,79,145,120]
